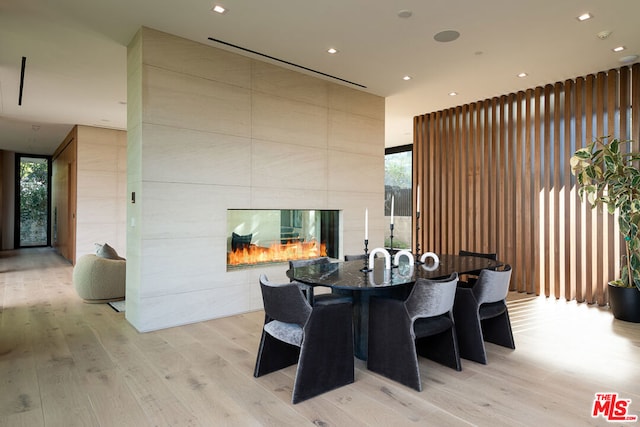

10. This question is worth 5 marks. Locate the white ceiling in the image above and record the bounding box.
[1,0,639,155]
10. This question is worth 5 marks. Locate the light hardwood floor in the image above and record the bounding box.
[1,248,639,426]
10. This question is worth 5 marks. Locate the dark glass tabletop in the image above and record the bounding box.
[290,254,502,290]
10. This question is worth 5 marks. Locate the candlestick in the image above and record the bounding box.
[360,239,372,272]
[415,210,422,264]
[417,185,420,214]
[389,223,396,265]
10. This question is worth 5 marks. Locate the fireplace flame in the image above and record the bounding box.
[227,240,327,266]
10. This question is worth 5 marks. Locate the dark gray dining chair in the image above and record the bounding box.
[253,274,354,404]
[289,258,352,305]
[367,273,461,391]
[458,249,498,286]
[453,265,515,364]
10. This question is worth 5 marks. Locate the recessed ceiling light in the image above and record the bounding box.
[613,46,626,52]
[620,54,639,64]
[403,75,412,81]
[577,13,592,21]
[397,10,412,18]
[449,92,458,96]
[434,30,460,43]
[212,5,226,14]
[517,72,528,78]
[327,48,338,54]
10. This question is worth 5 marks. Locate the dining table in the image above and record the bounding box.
[289,253,503,360]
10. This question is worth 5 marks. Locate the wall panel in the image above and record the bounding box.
[414,65,639,305]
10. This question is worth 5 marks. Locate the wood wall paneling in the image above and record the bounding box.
[413,65,639,305]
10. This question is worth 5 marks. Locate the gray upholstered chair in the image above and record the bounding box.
[458,249,498,286]
[453,265,515,364]
[253,274,354,404]
[367,273,461,391]
[288,258,352,305]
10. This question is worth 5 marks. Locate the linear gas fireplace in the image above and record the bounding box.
[227,209,340,270]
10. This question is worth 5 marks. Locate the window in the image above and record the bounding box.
[384,144,412,249]
[16,155,51,247]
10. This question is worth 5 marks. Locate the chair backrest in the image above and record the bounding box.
[459,249,497,260]
[472,265,512,305]
[405,273,458,321]
[288,257,330,270]
[259,274,312,327]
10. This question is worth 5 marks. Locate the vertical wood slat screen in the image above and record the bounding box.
[413,64,640,305]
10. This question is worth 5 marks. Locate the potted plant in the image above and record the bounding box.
[570,136,640,322]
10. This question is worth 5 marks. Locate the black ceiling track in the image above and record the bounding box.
[207,37,367,89]
[18,56,26,106]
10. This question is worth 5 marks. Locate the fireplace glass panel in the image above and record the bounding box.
[227,209,340,270]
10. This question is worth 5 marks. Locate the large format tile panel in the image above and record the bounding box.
[140,124,252,186]
[251,92,328,148]
[329,110,385,155]
[329,84,385,120]
[143,65,251,137]
[328,150,383,193]
[141,181,251,240]
[252,60,329,107]
[142,27,251,89]
[251,139,328,191]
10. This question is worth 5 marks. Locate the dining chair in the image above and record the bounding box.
[367,273,461,391]
[253,274,354,404]
[453,265,515,364]
[458,249,498,286]
[289,258,352,305]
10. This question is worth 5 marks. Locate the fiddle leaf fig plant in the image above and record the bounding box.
[570,136,640,290]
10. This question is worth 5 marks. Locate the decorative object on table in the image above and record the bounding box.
[453,265,515,364]
[369,247,391,270]
[73,243,125,303]
[254,274,354,404]
[571,136,640,322]
[393,249,414,267]
[419,252,440,271]
[367,272,461,391]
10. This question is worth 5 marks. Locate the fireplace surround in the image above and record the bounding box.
[227,209,340,270]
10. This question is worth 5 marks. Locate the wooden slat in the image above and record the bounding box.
[563,79,575,302]
[553,82,562,299]
[574,77,585,303]
[595,72,606,305]
[585,74,595,303]
[524,89,534,294]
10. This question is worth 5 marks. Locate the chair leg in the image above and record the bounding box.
[254,331,300,378]
[454,290,488,364]
[416,326,462,371]
[367,298,422,391]
[482,310,515,349]
[292,303,355,403]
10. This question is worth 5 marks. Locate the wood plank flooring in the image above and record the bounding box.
[1,248,639,426]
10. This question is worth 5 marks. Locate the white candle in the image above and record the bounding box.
[417,185,420,214]
[390,196,394,225]
[365,208,369,240]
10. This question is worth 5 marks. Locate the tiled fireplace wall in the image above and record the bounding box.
[126,27,385,332]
